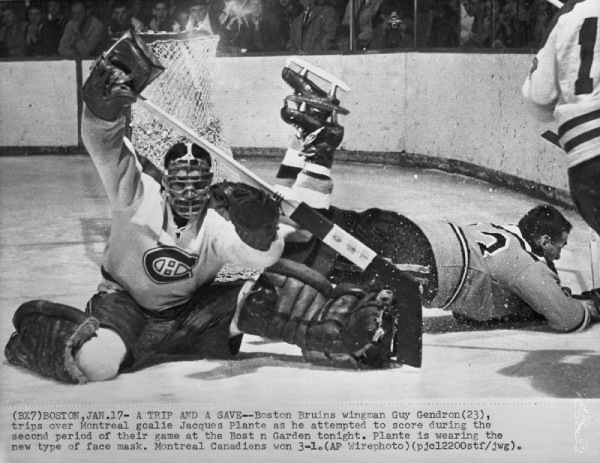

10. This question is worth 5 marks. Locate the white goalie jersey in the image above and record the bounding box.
[523,0,600,167]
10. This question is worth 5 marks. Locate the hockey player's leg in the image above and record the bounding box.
[236,259,396,369]
[74,329,126,381]
[568,159,600,236]
[278,105,343,210]
[4,300,125,383]
[277,63,347,211]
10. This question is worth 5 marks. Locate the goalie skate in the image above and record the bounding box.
[284,57,351,124]
[284,94,349,116]
[285,57,350,98]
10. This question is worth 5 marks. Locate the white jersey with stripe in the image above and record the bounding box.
[81,107,284,311]
[416,220,591,332]
[522,0,600,167]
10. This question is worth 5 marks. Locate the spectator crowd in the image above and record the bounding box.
[0,0,558,58]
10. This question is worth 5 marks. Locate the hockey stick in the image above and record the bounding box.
[591,229,599,287]
[136,94,423,367]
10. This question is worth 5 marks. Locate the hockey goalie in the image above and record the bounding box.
[4,32,399,384]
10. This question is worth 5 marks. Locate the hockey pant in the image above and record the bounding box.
[569,156,600,236]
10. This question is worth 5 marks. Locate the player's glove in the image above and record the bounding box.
[209,182,280,251]
[572,288,600,319]
[238,259,395,369]
[82,30,164,121]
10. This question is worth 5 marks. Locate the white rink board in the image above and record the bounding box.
[0,61,79,147]
[0,52,569,189]
[212,53,568,191]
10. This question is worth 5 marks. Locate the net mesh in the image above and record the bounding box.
[130,31,257,282]
[131,31,241,184]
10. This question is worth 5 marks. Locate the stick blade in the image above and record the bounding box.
[288,203,423,367]
[285,56,351,93]
[366,256,423,368]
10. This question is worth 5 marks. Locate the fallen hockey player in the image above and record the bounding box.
[274,57,600,334]
[4,33,400,384]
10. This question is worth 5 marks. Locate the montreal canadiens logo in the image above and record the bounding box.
[143,246,198,284]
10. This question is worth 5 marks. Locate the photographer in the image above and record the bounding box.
[335,0,384,51]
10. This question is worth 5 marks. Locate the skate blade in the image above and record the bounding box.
[286,57,351,98]
[285,95,350,116]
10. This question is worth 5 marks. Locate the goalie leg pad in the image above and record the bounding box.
[237,259,395,368]
[4,300,100,384]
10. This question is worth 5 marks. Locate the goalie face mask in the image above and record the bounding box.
[163,143,213,221]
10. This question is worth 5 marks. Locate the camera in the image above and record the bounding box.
[388,11,403,30]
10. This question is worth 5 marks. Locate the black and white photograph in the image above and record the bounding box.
[1,0,599,461]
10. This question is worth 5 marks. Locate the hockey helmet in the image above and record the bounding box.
[163,142,213,220]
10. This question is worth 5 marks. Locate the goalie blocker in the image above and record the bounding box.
[238,259,396,368]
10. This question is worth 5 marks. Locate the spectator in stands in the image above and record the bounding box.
[460,0,476,46]
[172,3,191,31]
[25,5,44,56]
[513,0,533,47]
[426,0,460,47]
[335,0,384,51]
[269,0,302,47]
[148,0,177,32]
[108,1,145,39]
[0,4,27,57]
[58,1,107,58]
[371,1,414,49]
[131,0,154,25]
[225,0,287,52]
[469,0,494,47]
[493,0,517,48]
[187,0,218,34]
[529,0,553,47]
[37,0,68,56]
[287,0,338,52]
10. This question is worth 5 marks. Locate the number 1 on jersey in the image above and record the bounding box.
[575,17,598,95]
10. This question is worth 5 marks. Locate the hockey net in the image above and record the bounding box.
[130,31,256,282]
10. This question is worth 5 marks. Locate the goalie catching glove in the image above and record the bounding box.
[209,182,280,252]
[237,259,396,368]
[82,30,164,121]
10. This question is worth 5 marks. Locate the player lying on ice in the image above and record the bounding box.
[273,57,600,336]
[4,34,399,384]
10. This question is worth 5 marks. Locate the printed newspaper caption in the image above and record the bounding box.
[9,406,525,454]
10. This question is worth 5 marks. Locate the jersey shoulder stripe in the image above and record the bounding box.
[439,223,470,310]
